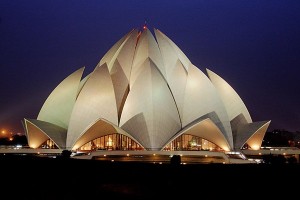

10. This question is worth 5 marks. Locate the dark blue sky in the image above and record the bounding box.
[1,0,300,134]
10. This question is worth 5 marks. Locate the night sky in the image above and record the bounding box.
[1,0,300,134]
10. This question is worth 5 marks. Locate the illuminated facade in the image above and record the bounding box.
[23,27,270,152]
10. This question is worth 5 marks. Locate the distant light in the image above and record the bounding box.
[111,160,114,162]
[126,154,130,156]
[104,155,106,157]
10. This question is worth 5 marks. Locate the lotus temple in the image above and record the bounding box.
[22,26,271,163]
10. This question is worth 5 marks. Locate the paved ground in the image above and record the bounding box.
[2,155,300,199]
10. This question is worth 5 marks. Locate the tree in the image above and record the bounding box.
[170,155,181,165]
